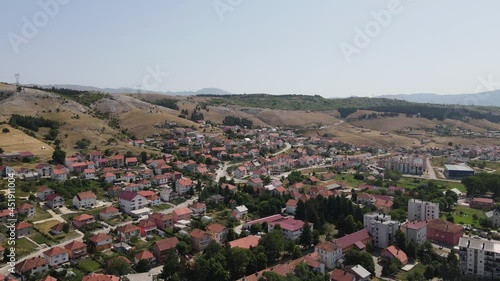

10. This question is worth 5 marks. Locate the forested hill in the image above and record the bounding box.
[202,94,500,122]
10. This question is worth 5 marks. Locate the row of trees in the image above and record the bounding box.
[152,98,180,110]
[462,172,500,199]
[9,114,60,132]
[222,115,253,129]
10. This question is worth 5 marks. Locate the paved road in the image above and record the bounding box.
[425,157,438,180]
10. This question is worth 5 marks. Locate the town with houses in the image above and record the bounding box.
[0,121,500,281]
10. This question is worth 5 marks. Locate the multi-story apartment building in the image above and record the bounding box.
[377,154,427,175]
[363,213,400,248]
[458,237,500,280]
[401,221,427,244]
[408,199,439,221]
[315,241,342,270]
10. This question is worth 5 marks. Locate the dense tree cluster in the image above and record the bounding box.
[222,116,253,129]
[9,114,59,132]
[152,98,180,110]
[462,172,500,199]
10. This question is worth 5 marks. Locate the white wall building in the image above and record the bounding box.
[459,237,500,280]
[118,191,148,214]
[363,213,400,248]
[315,241,342,270]
[408,199,440,221]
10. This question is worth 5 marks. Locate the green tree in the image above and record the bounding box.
[176,241,188,256]
[106,257,131,276]
[51,148,66,164]
[299,222,312,247]
[160,250,182,281]
[2,128,9,133]
[259,229,286,263]
[344,249,375,274]
[227,247,251,279]
[136,259,151,273]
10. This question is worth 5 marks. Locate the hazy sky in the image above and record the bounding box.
[1,0,500,97]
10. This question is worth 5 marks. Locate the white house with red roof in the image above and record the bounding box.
[137,190,161,206]
[50,168,67,181]
[126,157,138,167]
[73,191,97,209]
[118,191,148,215]
[121,172,136,182]
[15,257,48,275]
[73,214,95,229]
[43,246,69,266]
[102,172,117,183]
[99,206,119,220]
[268,217,313,241]
[134,250,155,264]
[285,199,298,215]
[175,177,193,195]
[117,224,141,242]
[34,163,52,177]
[173,207,192,222]
[17,203,35,217]
[189,202,207,215]
[45,193,64,209]
[233,166,247,179]
[83,168,96,180]
[160,187,173,202]
[37,186,54,201]
[315,241,342,269]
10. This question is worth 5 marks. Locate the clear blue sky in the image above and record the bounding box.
[1,0,500,97]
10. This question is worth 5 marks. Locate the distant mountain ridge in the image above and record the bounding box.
[23,84,234,96]
[378,90,500,107]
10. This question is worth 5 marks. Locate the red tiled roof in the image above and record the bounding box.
[190,229,209,239]
[173,207,192,216]
[100,206,119,214]
[89,233,113,243]
[15,222,32,230]
[18,203,34,210]
[382,245,408,265]
[229,235,260,249]
[64,240,87,250]
[73,214,94,222]
[135,250,154,260]
[154,237,179,251]
[315,241,340,252]
[427,218,464,234]
[286,199,298,207]
[44,246,69,257]
[82,274,120,281]
[331,268,356,281]
[119,191,141,201]
[76,191,96,200]
[119,224,140,233]
[206,223,225,233]
[337,229,370,250]
[15,257,48,273]
[402,221,427,230]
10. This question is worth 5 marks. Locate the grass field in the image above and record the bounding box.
[396,263,426,280]
[31,231,54,246]
[35,219,60,233]
[78,258,102,273]
[151,204,171,212]
[29,204,53,222]
[442,205,486,228]
[13,237,38,257]
[470,160,500,174]
[0,125,54,162]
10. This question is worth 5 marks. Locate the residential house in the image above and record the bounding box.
[345,265,372,281]
[173,208,192,223]
[375,199,394,213]
[229,235,260,249]
[45,193,64,209]
[17,203,35,217]
[36,186,54,201]
[134,250,156,264]
[206,223,227,244]
[64,241,88,260]
[485,208,500,228]
[189,202,207,215]
[233,166,247,178]
[315,241,342,270]
[118,191,148,215]
[153,237,179,263]
[408,199,440,221]
[118,224,141,242]
[15,222,33,238]
[73,191,97,209]
[14,257,49,276]
[357,192,376,205]
[73,214,95,229]
[149,212,174,229]
[268,217,313,241]
[35,163,52,177]
[138,219,157,237]
[330,269,356,281]
[336,229,372,252]
[381,245,408,266]
[99,206,120,220]
[43,247,70,266]
[88,233,113,252]
[470,198,495,210]
[175,178,193,195]
[137,190,161,206]
[103,172,117,183]
[160,187,173,202]
[83,168,95,180]
[232,205,248,220]
[285,199,298,215]
[50,168,67,181]
[82,274,120,281]
[190,229,212,251]
[50,223,65,235]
